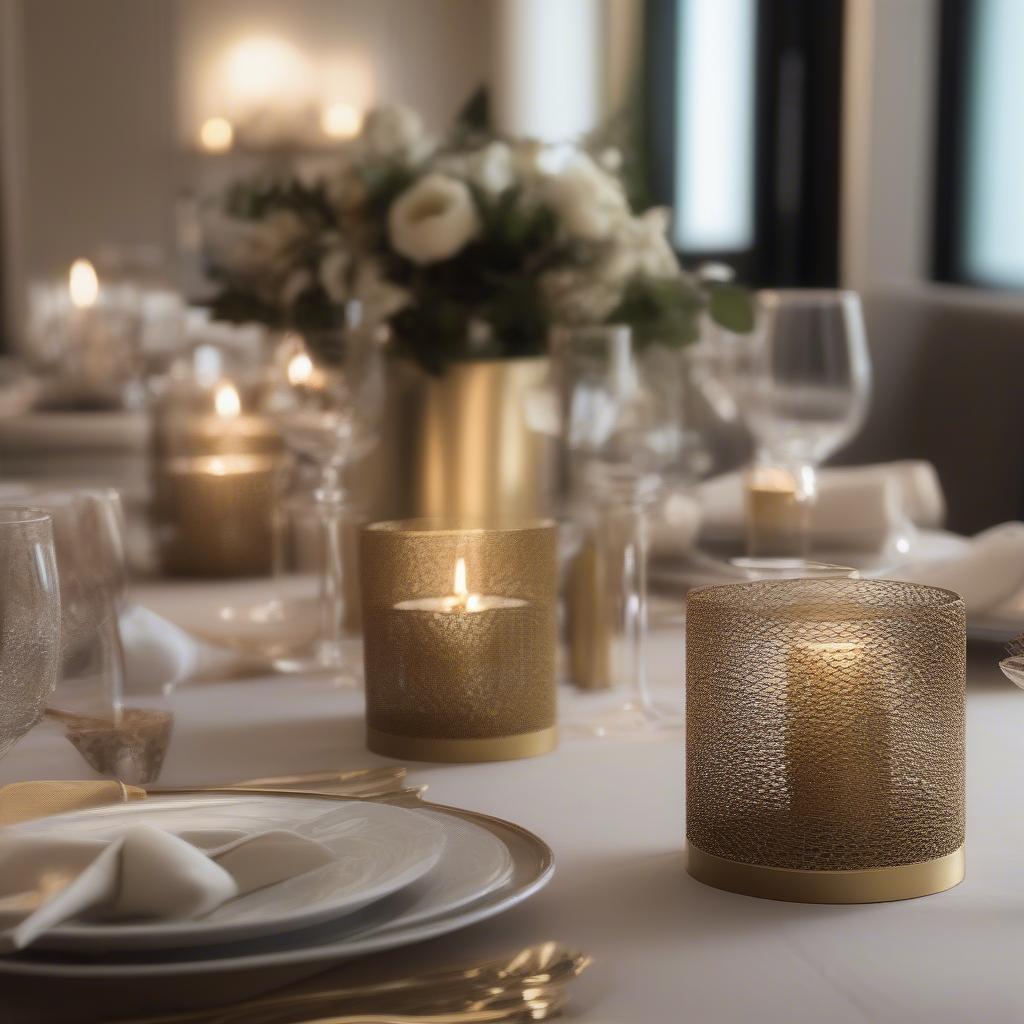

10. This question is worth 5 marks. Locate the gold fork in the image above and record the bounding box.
[120,943,589,1024]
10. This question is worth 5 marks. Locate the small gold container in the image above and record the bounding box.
[686,577,966,904]
[361,519,557,762]
[152,378,283,578]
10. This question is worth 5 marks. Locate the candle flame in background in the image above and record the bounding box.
[214,381,242,419]
[287,350,315,386]
[199,116,234,153]
[321,101,362,139]
[207,457,227,477]
[68,259,99,309]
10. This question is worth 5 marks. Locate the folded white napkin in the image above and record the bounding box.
[695,460,944,553]
[0,823,335,951]
[892,522,1024,615]
[120,604,203,694]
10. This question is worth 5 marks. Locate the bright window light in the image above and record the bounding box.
[673,0,757,253]
[963,0,1024,287]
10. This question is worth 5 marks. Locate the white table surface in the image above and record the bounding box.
[2,584,1022,1024]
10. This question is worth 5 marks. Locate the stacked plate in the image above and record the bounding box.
[0,794,553,1010]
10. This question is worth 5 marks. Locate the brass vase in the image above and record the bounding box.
[369,356,556,522]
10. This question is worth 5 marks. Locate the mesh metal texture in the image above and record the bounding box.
[686,578,965,871]
[361,520,557,739]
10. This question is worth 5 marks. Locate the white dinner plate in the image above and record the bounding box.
[0,795,550,1002]
[7,797,447,952]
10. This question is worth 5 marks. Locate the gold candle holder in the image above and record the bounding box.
[685,577,965,904]
[152,379,283,577]
[361,519,557,762]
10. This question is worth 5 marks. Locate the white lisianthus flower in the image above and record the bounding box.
[601,207,680,282]
[319,245,352,304]
[352,260,411,321]
[541,152,630,242]
[540,266,623,325]
[202,208,309,305]
[388,173,480,264]
[437,141,516,196]
[360,105,431,163]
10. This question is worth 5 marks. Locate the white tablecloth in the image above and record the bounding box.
[1,585,1022,1024]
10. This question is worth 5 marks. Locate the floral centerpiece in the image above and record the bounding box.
[202,106,751,374]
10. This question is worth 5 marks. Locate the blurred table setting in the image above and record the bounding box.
[3,103,1024,1024]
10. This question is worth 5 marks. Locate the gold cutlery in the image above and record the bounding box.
[120,943,589,1024]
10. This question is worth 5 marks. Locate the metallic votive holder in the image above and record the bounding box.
[685,577,965,904]
[361,520,558,762]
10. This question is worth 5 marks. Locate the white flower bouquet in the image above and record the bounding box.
[203,105,751,373]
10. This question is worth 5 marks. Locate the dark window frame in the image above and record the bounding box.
[643,0,845,288]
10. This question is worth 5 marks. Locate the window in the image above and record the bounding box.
[935,0,1024,289]
[645,0,844,286]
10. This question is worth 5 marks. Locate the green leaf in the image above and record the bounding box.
[708,284,755,333]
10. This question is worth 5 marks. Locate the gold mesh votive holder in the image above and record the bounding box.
[361,519,558,762]
[685,577,965,904]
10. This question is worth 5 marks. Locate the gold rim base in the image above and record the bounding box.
[367,725,558,763]
[687,845,965,904]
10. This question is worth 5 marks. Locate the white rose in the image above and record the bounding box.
[360,105,431,163]
[541,153,630,242]
[388,173,480,264]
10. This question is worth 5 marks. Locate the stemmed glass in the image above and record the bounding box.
[742,290,872,556]
[556,324,684,735]
[266,303,385,682]
[0,508,61,759]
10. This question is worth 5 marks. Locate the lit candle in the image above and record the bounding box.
[745,464,812,557]
[156,453,278,577]
[361,521,558,761]
[785,637,891,821]
[380,557,534,738]
[199,116,234,153]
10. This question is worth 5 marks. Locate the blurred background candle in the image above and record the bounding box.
[152,348,283,576]
[745,463,813,557]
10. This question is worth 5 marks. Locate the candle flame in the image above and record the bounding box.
[69,259,99,308]
[454,557,468,601]
[214,381,242,418]
[287,351,315,386]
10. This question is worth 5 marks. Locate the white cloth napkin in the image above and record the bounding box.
[0,823,335,951]
[891,522,1024,615]
[120,605,203,694]
[695,460,945,553]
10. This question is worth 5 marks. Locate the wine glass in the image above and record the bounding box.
[0,508,61,759]
[556,324,683,735]
[742,290,872,555]
[30,488,127,718]
[266,303,385,681]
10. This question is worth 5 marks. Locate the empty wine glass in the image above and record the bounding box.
[0,508,61,759]
[556,324,683,735]
[742,290,872,556]
[30,488,127,719]
[265,303,385,681]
